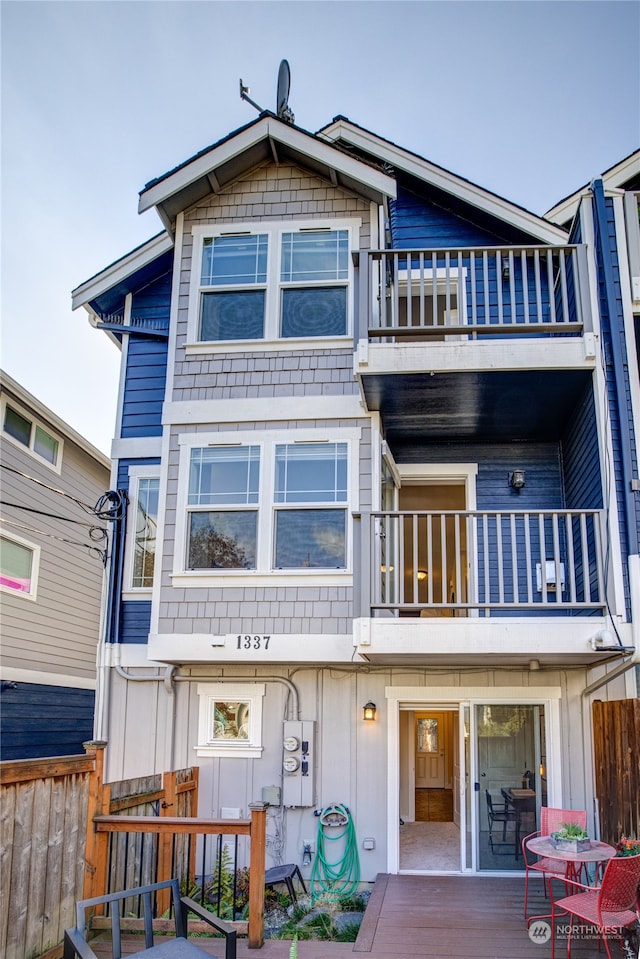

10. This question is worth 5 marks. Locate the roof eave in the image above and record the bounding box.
[137,115,397,224]
[71,232,174,311]
[546,149,640,224]
[0,369,111,468]
[320,118,569,245]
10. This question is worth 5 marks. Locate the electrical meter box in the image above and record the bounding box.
[282,720,315,807]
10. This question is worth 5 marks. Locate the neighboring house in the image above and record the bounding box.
[0,372,110,760]
[71,110,639,879]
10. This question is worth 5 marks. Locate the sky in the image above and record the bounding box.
[2,0,638,456]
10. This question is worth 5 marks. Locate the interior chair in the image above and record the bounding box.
[550,853,640,959]
[485,789,516,851]
[522,806,588,920]
[63,878,237,959]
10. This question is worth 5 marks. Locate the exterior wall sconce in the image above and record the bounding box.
[417,569,428,581]
[363,702,377,721]
[510,469,526,490]
[502,257,510,279]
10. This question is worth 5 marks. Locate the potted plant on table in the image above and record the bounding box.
[550,822,591,852]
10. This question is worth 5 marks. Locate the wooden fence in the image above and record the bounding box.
[593,698,640,845]
[1,742,267,958]
[0,749,95,959]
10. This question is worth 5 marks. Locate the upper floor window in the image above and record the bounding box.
[0,531,40,599]
[187,446,260,570]
[175,427,359,583]
[188,219,359,348]
[2,400,62,471]
[274,442,347,568]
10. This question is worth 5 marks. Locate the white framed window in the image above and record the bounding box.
[0,530,40,600]
[187,219,360,349]
[124,467,160,594]
[174,427,360,586]
[195,682,265,758]
[2,398,62,471]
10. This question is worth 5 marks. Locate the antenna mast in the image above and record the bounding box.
[239,60,294,124]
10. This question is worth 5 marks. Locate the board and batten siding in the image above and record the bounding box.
[120,270,171,438]
[103,661,593,882]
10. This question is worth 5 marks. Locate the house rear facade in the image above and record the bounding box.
[0,372,110,759]
[72,112,639,878]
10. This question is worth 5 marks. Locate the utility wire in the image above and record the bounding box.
[0,517,106,563]
[0,500,107,541]
[0,463,127,521]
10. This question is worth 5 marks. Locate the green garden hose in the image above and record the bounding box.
[310,803,360,904]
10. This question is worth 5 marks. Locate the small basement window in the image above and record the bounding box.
[195,683,266,758]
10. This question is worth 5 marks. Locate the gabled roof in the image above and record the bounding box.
[0,370,110,468]
[71,232,173,317]
[138,112,398,232]
[318,116,569,246]
[545,148,640,228]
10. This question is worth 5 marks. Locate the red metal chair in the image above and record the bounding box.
[550,853,640,959]
[522,807,588,919]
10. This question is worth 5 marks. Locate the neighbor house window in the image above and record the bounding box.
[190,220,358,346]
[2,400,61,470]
[274,442,347,568]
[186,446,260,570]
[0,532,40,599]
[196,683,265,758]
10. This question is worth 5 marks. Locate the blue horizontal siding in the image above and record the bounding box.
[120,271,171,438]
[390,185,503,248]
[119,600,152,645]
[0,682,94,759]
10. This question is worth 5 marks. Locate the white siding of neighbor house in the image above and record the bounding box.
[1,388,109,683]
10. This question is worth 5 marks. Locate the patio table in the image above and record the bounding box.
[524,835,617,925]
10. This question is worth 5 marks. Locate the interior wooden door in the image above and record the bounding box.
[415,711,447,788]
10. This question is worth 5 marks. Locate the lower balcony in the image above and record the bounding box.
[352,508,627,664]
[357,508,605,617]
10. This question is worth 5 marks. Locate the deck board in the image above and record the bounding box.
[85,874,607,958]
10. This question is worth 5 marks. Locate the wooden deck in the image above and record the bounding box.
[87,874,610,958]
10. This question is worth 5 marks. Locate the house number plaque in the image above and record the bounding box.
[234,634,271,650]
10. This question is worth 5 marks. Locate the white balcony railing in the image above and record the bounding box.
[363,245,591,340]
[356,509,605,616]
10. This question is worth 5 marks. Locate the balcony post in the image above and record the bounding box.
[356,250,370,342]
[248,802,267,948]
[576,244,594,333]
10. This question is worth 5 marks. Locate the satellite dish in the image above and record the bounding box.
[276,59,294,124]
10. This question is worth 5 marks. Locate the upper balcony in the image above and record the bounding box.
[355,244,596,446]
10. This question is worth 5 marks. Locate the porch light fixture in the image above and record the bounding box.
[510,469,526,490]
[363,702,377,721]
[502,257,510,280]
[417,569,428,581]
